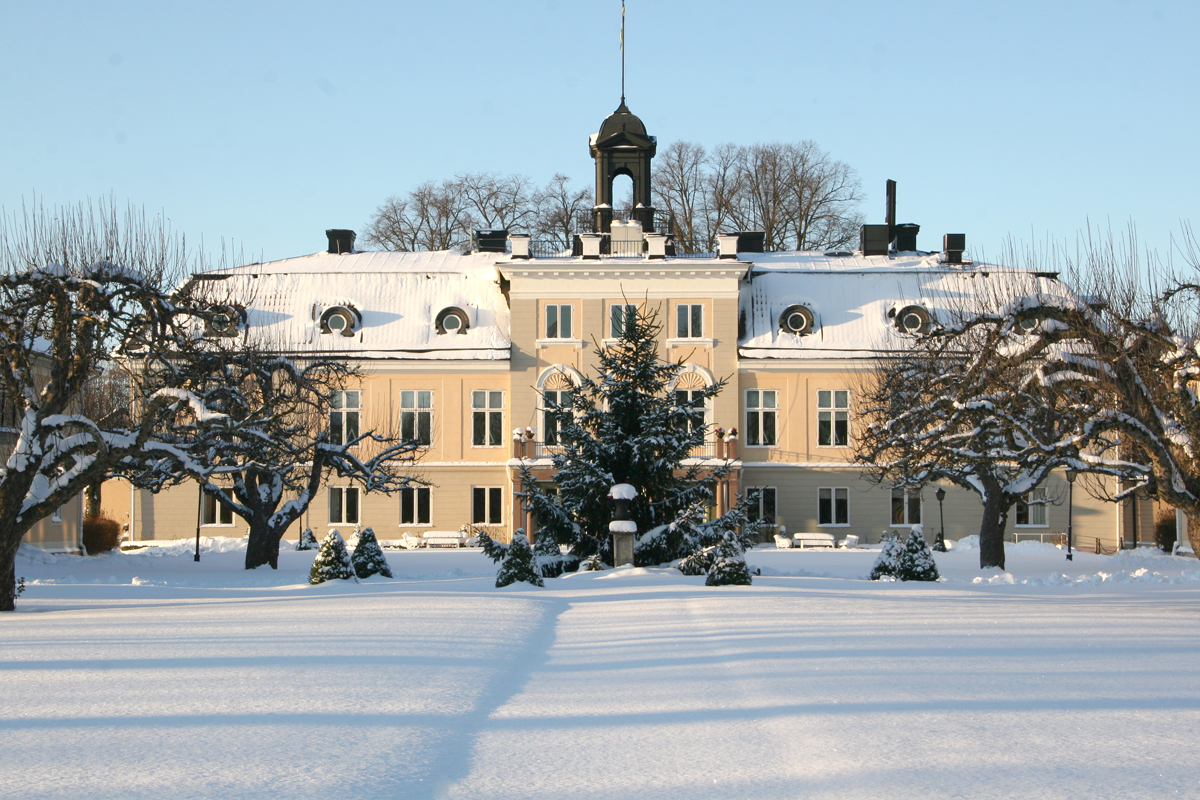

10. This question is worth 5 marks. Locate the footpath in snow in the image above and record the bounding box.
[4,538,1199,800]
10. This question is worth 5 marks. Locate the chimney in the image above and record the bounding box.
[326,229,356,254]
[892,223,920,252]
[475,229,508,253]
[943,233,966,265]
[508,233,531,259]
[860,224,889,256]
[885,179,897,240]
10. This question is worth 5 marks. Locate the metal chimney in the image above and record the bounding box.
[326,229,355,254]
[943,233,966,265]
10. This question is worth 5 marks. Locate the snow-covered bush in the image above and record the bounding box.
[296,527,317,551]
[677,546,714,576]
[496,533,543,588]
[534,530,577,578]
[579,554,607,571]
[932,529,947,552]
[350,527,392,579]
[309,530,356,584]
[478,530,508,563]
[705,533,753,586]
[897,526,940,581]
[870,532,904,581]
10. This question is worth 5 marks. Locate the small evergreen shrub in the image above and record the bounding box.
[897,526,940,581]
[478,530,508,563]
[870,532,904,580]
[677,546,715,576]
[534,531,576,578]
[932,530,947,552]
[296,527,318,551]
[351,527,393,579]
[82,515,123,555]
[580,554,608,571]
[346,525,362,550]
[705,534,752,586]
[496,533,544,588]
[309,530,357,584]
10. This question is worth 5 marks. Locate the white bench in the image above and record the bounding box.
[422,531,466,548]
[793,532,837,549]
[774,534,793,549]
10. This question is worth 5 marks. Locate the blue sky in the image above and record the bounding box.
[2,1,1197,265]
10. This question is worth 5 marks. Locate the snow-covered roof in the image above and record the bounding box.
[193,250,511,359]
[737,251,1065,359]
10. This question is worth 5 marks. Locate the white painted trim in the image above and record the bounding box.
[536,338,585,349]
[666,337,715,348]
[535,364,585,391]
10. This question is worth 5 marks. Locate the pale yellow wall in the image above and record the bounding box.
[21,493,83,553]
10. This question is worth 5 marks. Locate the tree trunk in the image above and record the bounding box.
[84,481,103,519]
[978,491,1010,571]
[1,544,16,612]
[245,518,283,570]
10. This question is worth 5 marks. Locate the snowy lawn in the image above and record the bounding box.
[5,539,1200,799]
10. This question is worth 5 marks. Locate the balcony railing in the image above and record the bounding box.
[528,439,726,460]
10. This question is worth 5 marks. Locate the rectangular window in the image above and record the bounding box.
[674,388,706,434]
[543,389,571,446]
[328,487,360,525]
[545,304,573,339]
[610,303,638,338]
[747,487,777,525]
[329,390,361,446]
[817,390,850,447]
[472,487,503,525]
[400,390,433,446]
[676,303,703,338]
[472,390,504,447]
[400,487,431,525]
[201,493,234,526]
[891,488,922,526]
[1015,488,1048,526]
[746,389,778,447]
[818,487,849,526]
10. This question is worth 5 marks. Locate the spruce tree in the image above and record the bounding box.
[350,527,393,579]
[870,532,904,581]
[309,529,357,584]
[296,527,318,551]
[522,303,736,565]
[496,533,544,588]
[705,532,753,586]
[897,526,941,581]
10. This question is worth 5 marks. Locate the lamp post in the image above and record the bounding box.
[1065,469,1076,562]
[934,487,947,552]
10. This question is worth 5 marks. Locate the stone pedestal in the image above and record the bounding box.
[612,532,635,567]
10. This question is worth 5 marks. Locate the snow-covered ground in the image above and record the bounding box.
[5,539,1200,799]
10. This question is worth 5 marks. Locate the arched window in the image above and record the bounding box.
[670,365,715,435]
[536,366,583,448]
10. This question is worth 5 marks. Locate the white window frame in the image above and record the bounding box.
[676,303,703,339]
[818,487,850,527]
[201,492,235,526]
[609,303,638,339]
[747,486,777,526]
[890,487,922,526]
[746,389,778,447]
[1015,488,1049,527]
[471,390,504,448]
[399,486,431,526]
[472,486,504,526]
[330,389,361,447]
[328,486,360,526]
[400,390,433,447]
[674,387,708,435]
[817,389,850,447]
[545,304,574,339]
[542,388,572,446]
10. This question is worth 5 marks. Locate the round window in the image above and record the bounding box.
[895,305,931,334]
[328,313,347,331]
[319,305,359,336]
[442,314,461,332]
[435,307,470,335]
[779,304,816,336]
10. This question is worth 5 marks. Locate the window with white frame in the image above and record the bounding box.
[330,390,360,446]
[891,487,922,526]
[400,486,430,525]
[201,493,234,526]
[472,390,503,447]
[472,487,503,526]
[1015,488,1049,526]
[818,487,849,526]
[676,303,703,338]
[746,389,778,447]
[610,303,638,338]
[545,304,573,339]
[747,487,777,526]
[329,487,360,525]
[400,390,432,446]
[543,388,571,446]
[817,390,850,447]
[674,388,707,435]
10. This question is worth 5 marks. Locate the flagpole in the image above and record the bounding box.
[621,0,626,105]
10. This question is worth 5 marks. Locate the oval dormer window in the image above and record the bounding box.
[895,305,931,334]
[436,306,470,335]
[779,304,816,336]
[207,305,244,337]
[320,305,359,337]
